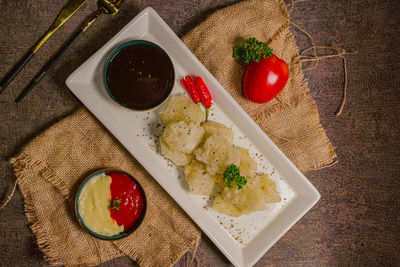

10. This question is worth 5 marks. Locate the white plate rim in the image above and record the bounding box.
[66,7,321,267]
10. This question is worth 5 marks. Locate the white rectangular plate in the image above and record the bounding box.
[66,7,320,267]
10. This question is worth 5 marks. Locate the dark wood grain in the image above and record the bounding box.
[0,0,399,266]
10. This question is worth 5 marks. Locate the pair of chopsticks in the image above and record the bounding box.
[0,0,87,102]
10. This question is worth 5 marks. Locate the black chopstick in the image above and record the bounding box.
[15,29,84,103]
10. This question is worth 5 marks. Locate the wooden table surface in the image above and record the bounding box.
[1,0,399,266]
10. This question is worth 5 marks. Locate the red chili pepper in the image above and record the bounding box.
[180,76,201,107]
[193,76,212,121]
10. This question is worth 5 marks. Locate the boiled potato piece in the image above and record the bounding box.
[183,160,216,195]
[212,195,243,217]
[220,173,281,214]
[157,93,282,217]
[224,186,262,212]
[257,173,281,204]
[159,94,204,124]
[162,121,204,154]
[239,148,257,179]
[213,173,225,189]
[160,139,193,166]
[201,121,234,144]
[243,174,281,211]
[194,135,240,175]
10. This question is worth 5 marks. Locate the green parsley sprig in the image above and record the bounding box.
[108,199,122,211]
[233,38,273,64]
[223,164,247,189]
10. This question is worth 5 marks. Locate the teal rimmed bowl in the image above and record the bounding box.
[75,169,147,240]
[104,40,175,111]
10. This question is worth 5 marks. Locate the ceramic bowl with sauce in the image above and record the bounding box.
[75,169,146,240]
[104,40,175,111]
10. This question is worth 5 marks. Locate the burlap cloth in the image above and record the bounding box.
[10,0,336,266]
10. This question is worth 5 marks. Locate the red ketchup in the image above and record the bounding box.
[108,172,145,231]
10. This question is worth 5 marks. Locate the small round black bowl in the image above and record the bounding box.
[75,169,147,240]
[104,40,175,111]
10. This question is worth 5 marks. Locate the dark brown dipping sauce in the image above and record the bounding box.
[106,43,174,110]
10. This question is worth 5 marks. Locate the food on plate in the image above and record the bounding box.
[158,94,281,217]
[180,75,213,121]
[202,120,234,143]
[222,164,247,189]
[233,38,289,104]
[194,135,241,175]
[238,148,257,179]
[162,121,204,154]
[105,41,174,110]
[180,76,201,106]
[212,195,243,217]
[213,174,281,216]
[159,94,204,124]
[159,139,194,166]
[193,76,213,120]
[184,160,217,195]
[77,171,146,237]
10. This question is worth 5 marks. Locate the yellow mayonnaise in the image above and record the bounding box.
[78,173,124,236]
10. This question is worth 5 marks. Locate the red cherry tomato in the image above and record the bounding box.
[242,54,289,104]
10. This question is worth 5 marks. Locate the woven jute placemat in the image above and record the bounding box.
[10,0,335,265]
[182,0,336,172]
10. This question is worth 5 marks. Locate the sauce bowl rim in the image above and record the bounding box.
[74,168,147,240]
[103,40,175,111]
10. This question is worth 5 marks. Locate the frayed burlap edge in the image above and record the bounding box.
[10,154,63,265]
[10,149,201,267]
[10,153,125,267]
[263,29,337,172]
[182,0,336,172]
[11,153,70,197]
[6,0,336,265]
